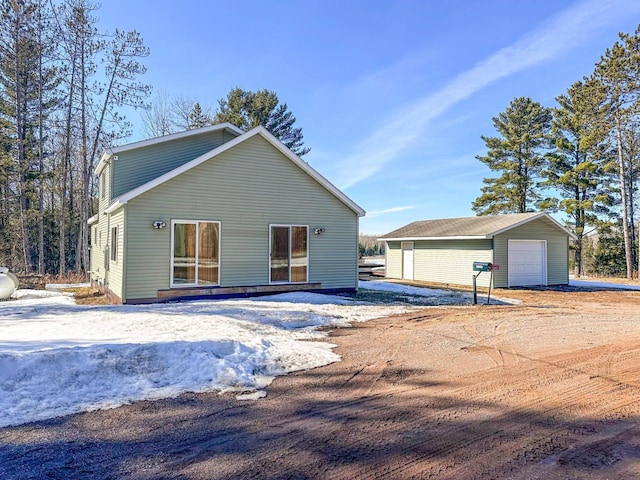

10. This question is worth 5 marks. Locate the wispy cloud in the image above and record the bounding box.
[366,205,417,218]
[337,0,640,190]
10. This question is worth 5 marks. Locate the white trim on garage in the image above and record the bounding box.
[508,240,547,287]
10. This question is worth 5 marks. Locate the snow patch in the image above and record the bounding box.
[0,292,417,427]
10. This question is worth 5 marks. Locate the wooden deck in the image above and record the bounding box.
[157,283,322,300]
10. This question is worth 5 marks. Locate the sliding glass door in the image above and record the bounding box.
[172,221,220,286]
[270,225,308,283]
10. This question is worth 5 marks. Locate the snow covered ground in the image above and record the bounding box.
[0,285,421,428]
[569,278,640,290]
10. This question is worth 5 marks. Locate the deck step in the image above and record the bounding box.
[157,283,322,299]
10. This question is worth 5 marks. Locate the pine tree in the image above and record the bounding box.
[214,88,310,156]
[591,26,640,279]
[0,0,58,272]
[540,80,616,276]
[187,102,210,129]
[472,97,552,215]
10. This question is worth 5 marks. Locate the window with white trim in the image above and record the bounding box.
[171,220,220,286]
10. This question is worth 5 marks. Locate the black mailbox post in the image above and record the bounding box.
[472,261,493,304]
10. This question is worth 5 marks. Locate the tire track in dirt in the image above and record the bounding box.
[280,340,640,478]
[339,342,640,480]
[178,334,640,479]
[174,340,640,479]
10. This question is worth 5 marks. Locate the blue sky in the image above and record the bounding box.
[98,0,640,234]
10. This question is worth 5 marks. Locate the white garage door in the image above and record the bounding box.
[508,240,547,287]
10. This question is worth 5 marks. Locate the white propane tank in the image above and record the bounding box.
[0,267,17,300]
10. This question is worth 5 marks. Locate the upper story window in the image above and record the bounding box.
[100,173,106,199]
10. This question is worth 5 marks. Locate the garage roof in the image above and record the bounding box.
[379,212,577,241]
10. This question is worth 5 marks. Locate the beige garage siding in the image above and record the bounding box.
[414,240,493,287]
[385,242,402,279]
[493,219,569,287]
[385,240,493,287]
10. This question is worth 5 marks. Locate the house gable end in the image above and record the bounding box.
[110,128,236,199]
[111,127,364,217]
[123,133,359,300]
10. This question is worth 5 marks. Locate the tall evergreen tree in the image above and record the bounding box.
[214,88,310,156]
[472,97,552,215]
[540,80,616,276]
[591,26,640,279]
[0,0,58,272]
[187,102,210,129]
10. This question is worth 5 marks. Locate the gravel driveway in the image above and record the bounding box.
[2,286,640,479]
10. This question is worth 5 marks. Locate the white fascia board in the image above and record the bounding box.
[94,123,243,175]
[379,235,488,242]
[105,199,123,214]
[115,126,366,217]
[87,214,99,225]
[542,213,578,240]
[95,149,114,176]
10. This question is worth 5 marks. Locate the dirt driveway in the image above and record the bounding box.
[2,286,640,479]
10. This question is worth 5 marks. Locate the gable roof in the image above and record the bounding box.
[379,212,576,240]
[95,123,243,176]
[105,126,365,217]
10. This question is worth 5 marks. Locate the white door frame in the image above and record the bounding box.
[402,241,414,280]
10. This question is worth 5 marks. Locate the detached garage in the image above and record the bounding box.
[379,212,576,288]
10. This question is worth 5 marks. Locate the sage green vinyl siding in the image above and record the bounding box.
[106,208,125,300]
[112,130,230,198]
[123,135,358,301]
[385,242,402,278]
[493,219,569,287]
[413,240,493,287]
[386,240,493,287]
[91,162,112,283]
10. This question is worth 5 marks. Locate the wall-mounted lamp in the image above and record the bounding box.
[313,227,325,235]
[152,220,167,229]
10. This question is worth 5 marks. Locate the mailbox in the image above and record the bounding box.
[472,261,493,272]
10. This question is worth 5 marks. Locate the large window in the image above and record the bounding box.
[270,225,308,283]
[171,221,220,286]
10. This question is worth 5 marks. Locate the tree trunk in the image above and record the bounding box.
[60,55,76,276]
[37,10,45,275]
[615,111,634,280]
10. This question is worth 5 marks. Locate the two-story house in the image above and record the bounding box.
[89,123,365,304]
